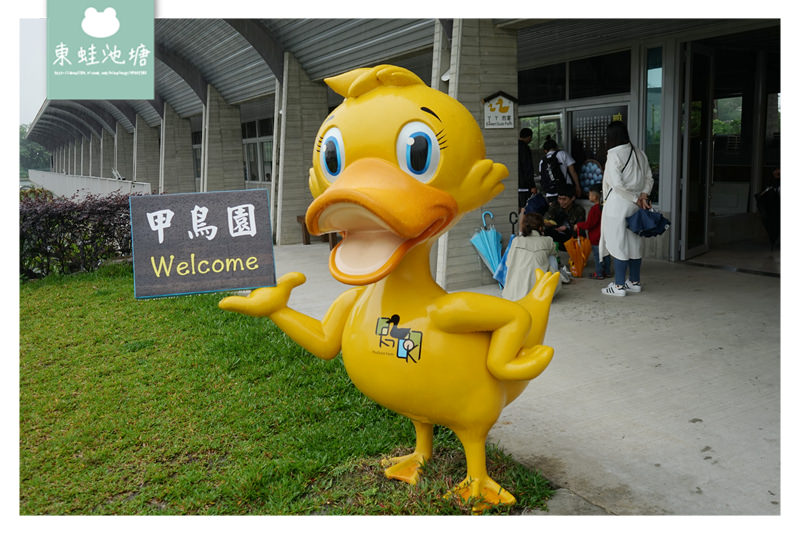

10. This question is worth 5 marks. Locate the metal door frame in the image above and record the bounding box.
[680,42,715,260]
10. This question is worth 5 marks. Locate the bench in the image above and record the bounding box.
[297,215,339,250]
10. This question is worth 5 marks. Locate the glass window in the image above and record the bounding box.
[645,47,662,202]
[244,142,259,181]
[242,121,257,139]
[712,95,746,169]
[192,146,201,179]
[763,92,780,174]
[261,139,273,181]
[569,50,631,99]
[242,145,248,180]
[258,118,273,137]
[520,113,564,182]
[518,63,566,105]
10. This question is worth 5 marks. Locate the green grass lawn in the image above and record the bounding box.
[19,263,553,515]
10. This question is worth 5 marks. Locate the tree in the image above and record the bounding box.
[20,124,51,179]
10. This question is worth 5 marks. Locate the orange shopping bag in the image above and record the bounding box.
[564,234,592,278]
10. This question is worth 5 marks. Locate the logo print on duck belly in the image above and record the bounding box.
[375,314,423,363]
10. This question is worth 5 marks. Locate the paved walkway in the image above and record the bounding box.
[270,242,781,515]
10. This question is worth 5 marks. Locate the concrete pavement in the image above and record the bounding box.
[269,242,781,515]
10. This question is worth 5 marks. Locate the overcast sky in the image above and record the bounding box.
[20,18,46,126]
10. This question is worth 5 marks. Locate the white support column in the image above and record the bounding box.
[274,52,329,245]
[270,77,282,241]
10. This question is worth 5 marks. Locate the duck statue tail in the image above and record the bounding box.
[516,270,561,349]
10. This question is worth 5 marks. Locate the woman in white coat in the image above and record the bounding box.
[598,121,654,297]
[502,212,561,301]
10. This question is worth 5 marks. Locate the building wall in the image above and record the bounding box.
[90,133,101,177]
[32,20,777,272]
[159,102,195,194]
[441,19,518,291]
[72,141,79,175]
[201,84,245,192]
[115,125,134,180]
[101,129,115,179]
[66,142,73,174]
[80,136,89,176]
[134,114,160,192]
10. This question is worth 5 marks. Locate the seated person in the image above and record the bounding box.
[575,185,610,279]
[501,212,561,301]
[543,186,586,245]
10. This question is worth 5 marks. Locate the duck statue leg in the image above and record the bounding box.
[381,420,433,484]
[450,427,516,511]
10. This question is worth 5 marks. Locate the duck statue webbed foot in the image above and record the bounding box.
[450,475,516,512]
[380,421,433,484]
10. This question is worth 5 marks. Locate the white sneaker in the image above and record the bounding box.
[624,280,642,293]
[601,282,626,297]
[559,266,572,284]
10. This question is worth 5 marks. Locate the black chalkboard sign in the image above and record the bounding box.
[129,189,276,299]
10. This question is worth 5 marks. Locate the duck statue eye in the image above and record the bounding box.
[319,127,345,181]
[396,121,440,182]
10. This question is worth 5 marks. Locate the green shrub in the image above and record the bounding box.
[19,190,135,279]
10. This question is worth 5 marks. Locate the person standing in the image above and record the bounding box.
[575,185,610,279]
[599,121,654,297]
[539,136,582,203]
[518,128,535,208]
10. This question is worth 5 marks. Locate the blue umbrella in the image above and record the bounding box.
[626,208,670,237]
[493,233,515,288]
[470,210,503,275]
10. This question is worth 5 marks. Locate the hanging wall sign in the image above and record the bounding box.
[483,91,517,129]
[129,189,276,299]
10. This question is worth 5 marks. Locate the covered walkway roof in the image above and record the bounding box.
[27,18,438,147]
[27,18,774,148]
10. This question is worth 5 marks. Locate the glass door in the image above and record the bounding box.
[520,112,564,185]
[681,43,714,260]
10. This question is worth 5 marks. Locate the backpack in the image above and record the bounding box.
[540,151,567,194]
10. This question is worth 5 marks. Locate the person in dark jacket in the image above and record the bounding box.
[544,186,586,245]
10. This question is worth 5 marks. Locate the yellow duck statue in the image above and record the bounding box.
[220,64,560,511]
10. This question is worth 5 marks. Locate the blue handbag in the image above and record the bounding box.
[626,208,670,237]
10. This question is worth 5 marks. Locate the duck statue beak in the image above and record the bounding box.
[305,158,458,285]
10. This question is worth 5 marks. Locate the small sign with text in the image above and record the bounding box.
[129,190,276,299]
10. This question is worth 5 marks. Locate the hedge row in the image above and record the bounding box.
[20,188,134,279]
